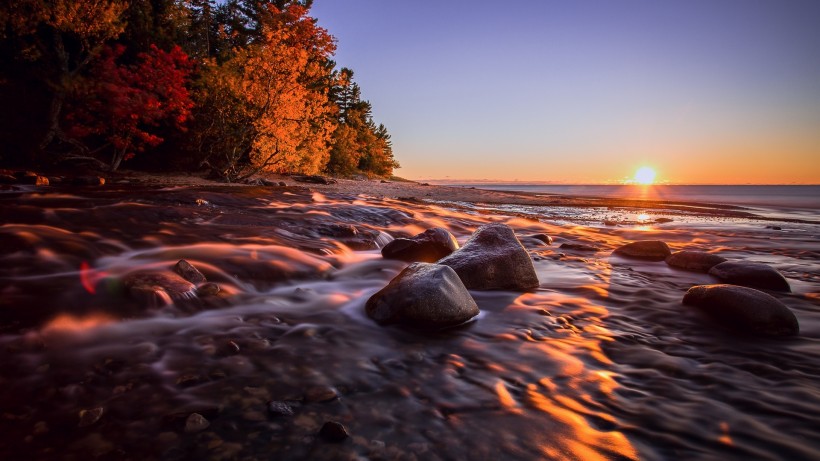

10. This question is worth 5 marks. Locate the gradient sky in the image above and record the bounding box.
[311,0,820,184]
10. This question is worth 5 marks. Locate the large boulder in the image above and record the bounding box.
[683,284,799,337]
[708,261,790,292]
[381,227,459,262]
[365,263,479,329]
[438,223,539,290]
[665,251,727,273]
[612,240,671,261]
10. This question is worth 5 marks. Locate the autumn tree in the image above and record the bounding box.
[192,4,336,181]
[0,0,128,159]
[64,44,194,170]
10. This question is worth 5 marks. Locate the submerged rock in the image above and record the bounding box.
[319,421,349,443]
[612,240,671,261]
[560,243,600,252]
[665,251,727,273]
[366,263,479,329]
[381,227,459,262]
[438,223,539,290]
[174,259,206,284]
[708,261,790,292]
[184,413,210,433]
[123,271,197,306]
[683,284,799,337]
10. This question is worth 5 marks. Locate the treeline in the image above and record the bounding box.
[0,0,398,180]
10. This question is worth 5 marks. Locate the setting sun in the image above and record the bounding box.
[634,167,656,185]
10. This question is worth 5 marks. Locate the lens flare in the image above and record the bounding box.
[634,167,656,185]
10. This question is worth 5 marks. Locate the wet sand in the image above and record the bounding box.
[0,176,818,460]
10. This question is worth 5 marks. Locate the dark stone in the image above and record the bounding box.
[708,261,790,291]
[766,225,782,231]
[0,174,16,184]
[123,271,197,306]
[438,223,539,290]
[278,181,287,187]
[612,240,671,261]
[527,233,553,245]
[184,413,210,433]
[683,284,799,337]
[319,421,349,443]
[366,263,479,329]
[267,401,294,417]
[304,386,339,402]
[665,251,727,273]
[174,259,206,284]
[20,174,49,186]
[294,175,336,185]
[560,243,600,252]
[197,282,220,296]
[655,217,674,223]
[604,220,618,226]
[381,227,459,262]
[78,407,104,427]
[72,176,106,186]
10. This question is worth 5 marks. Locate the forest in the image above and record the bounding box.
[0,0,399,181]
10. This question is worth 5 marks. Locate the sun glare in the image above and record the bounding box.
[634,167,656,185]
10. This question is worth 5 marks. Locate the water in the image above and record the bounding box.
[0,184,818,460]
[441,184,820,210]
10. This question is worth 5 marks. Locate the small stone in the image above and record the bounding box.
[381,227,459,262]
[665,251,727,273]
[33,421,49,435]
[655,217,674,223]
[527,233,553,245]
[305,386,339,402]
[197,282,220,296]
[174,259,206,284]
[612,240,671,261]
[267,401,295,417]
[319,421,349,443]
[184,413,210,433]
[683,284,799,337]
[79,407,104,427]
[278,182,287,187]
[708,261,790,292]
[604,220,618,226]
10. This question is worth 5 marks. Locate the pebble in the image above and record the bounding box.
[79,407,104,427]
[305,385,339,402]
[319,421,349,442]
[267,401,295,417]
[184,413,210,433]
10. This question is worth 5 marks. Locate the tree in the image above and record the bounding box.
[0,0,128,158]
[192,4,336,180]
[65,44,194,170]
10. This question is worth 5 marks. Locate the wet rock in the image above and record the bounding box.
[197,282,220,296]
[294,175,336,185]
[381,227,459,262]
[123,271,197,306]
[683,284,799,337]
[174,259,206,284]
[20,174,49,186]
[665,251,727,273]
[655,217,674,223]
[260,178,279,186]
[612,240,671,261]
[604,220,618,226]
[267,401,295,417]
[708,261,790,292]
[366,263,479,329]
[305,385,339,402]
[526,233,553,245]
[766,225,782,231]
[278,181,287,187]
[184,413,210,433]
[78,407,104,427]
[319,421,349,443]
[560,243,600,252]
[438,223,539,290]
[72,176,106,186]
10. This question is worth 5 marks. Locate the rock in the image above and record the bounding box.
[766,225,782,231]
[278,181,287,187]
[438,223,539,290]
[72,176,106,186]
[0,174,16,184]
[123,271,197,306]
[19,174,49,186]
[560,243,600,252]
[708,261,790,292]
[197,282,220,296]
[683,284,799,337]
[79,407,104,427]
[612,240,671,261]
[381,227,459,262]
[174,259,206,284]
[655,217,674,223]
[294,175,336,185]
[366,263,479,329]
[526,233,553,245]
[319,421,349,443]
[185,413,210,433]
[267,401,295,417]
[304,385,339,402]
[260,178,278,186]
[665,251,727,272]
[604,220,618,226]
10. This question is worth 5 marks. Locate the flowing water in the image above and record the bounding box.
[0,184,818,460]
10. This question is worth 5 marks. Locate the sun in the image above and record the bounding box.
[634,167,656,185]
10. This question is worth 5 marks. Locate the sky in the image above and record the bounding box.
[310,0,820,184]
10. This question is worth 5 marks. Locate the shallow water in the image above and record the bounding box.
[0,184,818,460]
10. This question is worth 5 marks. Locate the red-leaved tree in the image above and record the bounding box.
[66,44,194,170]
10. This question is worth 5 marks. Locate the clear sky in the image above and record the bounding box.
[311,0,820,184]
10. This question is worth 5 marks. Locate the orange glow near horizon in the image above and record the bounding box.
[633,167,656,185]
